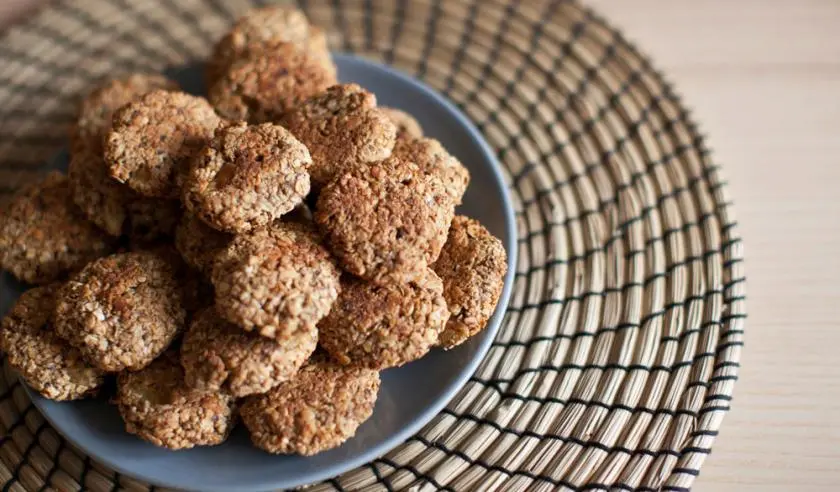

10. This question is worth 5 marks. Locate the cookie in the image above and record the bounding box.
[318,268,449,369]
[208,43,336,123]
[391,137,470,204]
[240,360,379,455]
[71,74,178,153]
[282,84,397,188]
[182,122,311,233]
[315,158,454,282]
[105,90,222,198]
[115,351,236,450]
[0,284,105,400]
[174,213,233,276]
[0,172,114,284]
[380,107,423,140]
[212,222,340,342]
[55,251,186,372]
[181,307,317,397]
[433,215,507,348]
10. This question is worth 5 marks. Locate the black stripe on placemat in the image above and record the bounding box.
[36,432,65,492]
[384,0,407,65]
[160,0,217,47]
[441,0,480,94]
[331,0,353,54]
[78,455,92,491]
[367,462,395,492]
[374,457,453,492]
[414,0,442,79]
[108,0,194,60]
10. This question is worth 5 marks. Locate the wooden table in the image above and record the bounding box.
[2,1,838,490]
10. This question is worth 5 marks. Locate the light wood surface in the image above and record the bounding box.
[2,1,839,490]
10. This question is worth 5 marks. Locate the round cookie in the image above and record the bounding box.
[212,222,340,342]
[318,268,449,369]
[240,360,380,455]
[115,351,236,450]
[380,107,423,140]
[71,73,178,153]
[315,159,454,282]
[208,43,336,123]
[68,146,180,239]
[390,137,470,205]
[0,172,114,284]
[105,90,221,198]
[282,84,397,188]
[0,284,105,400]
[182,122,312,233]
[55,251,186,372]
[206,5,334,84]
[181,307,317,397]
[433,215,507,348]
[174,213,232,276]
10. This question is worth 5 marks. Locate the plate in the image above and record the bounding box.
[3,54,517,492]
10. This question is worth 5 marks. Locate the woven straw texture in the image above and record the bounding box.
[0,0,746,490]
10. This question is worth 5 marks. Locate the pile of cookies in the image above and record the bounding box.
[0,6,507,455]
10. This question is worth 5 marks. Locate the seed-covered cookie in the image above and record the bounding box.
[391,137,470,205]
[433,216,507,348]
[240,360,380,455]
[182,122,311,233]
[181,307,317,397]
[71,74,178,153]
[318,268,449,369]
[380,107,423,141]
[105,90,222,198]
[0,172,114,284]
[174,213,233,276]
[209,43,336,123]
[282,84,397,188]
[115,351,236,450]
[0,284,105,400]
[55,251,186,372]
[212,222,340,342]
[315,159,454,282]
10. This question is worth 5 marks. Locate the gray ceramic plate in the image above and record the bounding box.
[4,54,517,492]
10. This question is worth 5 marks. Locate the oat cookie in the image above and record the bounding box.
[240,360,379,455]
[380,107,423,140]
[115,351,236,450]
[0,172,114,284]
[212,222,340,341]
[105,90,221,198]
[433,215,507,348]
[283,84,397,188]
[315,159,454,281]
[391,137,470,204]
[182,122,311,233]
[55,251,186,372]
[181,307,317,397]
[318,268,449,369]
[71,74,178,153]
[0,284,105,400]
[209,43,336,123]
[174,213,233,276]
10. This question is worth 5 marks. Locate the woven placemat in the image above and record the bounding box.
[0,0,746,490]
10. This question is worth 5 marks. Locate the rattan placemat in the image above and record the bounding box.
[0,0,746,490]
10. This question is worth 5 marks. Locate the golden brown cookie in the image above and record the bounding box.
[433,215,507,348]
[391,137,470,205]
[105,90,222,198]
[315,159,454,282]
[55,252,186,372]
[380,107,423,140]
[181,307,316,397]
[71,74,178,153]
[318,268,449,369]
[182,122,311,233]
[0,284,105,400]
[282,84,397,188]
[115,351,236,450]
[240,360,379,455]
[174,213,233,276]
[212,222,340,342]
[0,172,114,284]
[208,43,336,123]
